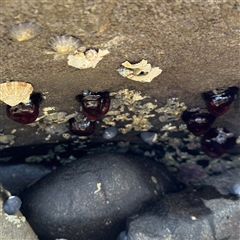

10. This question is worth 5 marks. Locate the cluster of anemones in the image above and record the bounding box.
[68,90,110,136]
[181,86,239,158]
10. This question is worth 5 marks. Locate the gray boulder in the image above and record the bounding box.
[20,153,179,240]
[127,185,240,240]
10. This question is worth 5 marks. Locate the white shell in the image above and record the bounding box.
[117,59,162,83]
[67,49,110,69]
[0,81,33,106]
[85,49,98,61]
[9,22,41,42]
[50,35,81,54]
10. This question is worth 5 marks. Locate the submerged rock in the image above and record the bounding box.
[127,186,240,240]
[20,153,179,240]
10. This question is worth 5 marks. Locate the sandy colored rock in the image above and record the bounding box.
[0,184,38,240]
[0,0,239,148]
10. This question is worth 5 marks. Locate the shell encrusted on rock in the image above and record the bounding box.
[0,81,33,106]
[9,22,41,42]
[117,59,162,83]
[67,49,110,69]
[50,35,81,54]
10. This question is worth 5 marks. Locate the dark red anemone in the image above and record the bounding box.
[69,113,95,136]
[6,92,42,124]
[201,86,239,116]
[201,127,236,158]
[76,91,110,121]
[181,108,216,136]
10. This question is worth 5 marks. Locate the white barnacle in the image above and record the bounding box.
[117,59,162,83]
[67,48,110,69]
[85,49,98,61]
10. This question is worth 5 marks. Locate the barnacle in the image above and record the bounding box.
[68,48,110,69]
[103,89,155,134]
[156,98,187,122]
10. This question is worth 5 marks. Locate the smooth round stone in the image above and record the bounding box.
[82,89,90,96]
[3,196,22,215]
[229,183,240,196]
[20,153,178,240]
[117,230,128,240]
[103,126,118,139]
[140,132,158,144]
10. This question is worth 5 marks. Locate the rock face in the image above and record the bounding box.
[127,186,240,240]
[0,184,38,240]
[1,0,240,147]
[20,153,179,240]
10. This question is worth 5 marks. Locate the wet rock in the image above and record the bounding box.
[0,163,51,195]
[201,167,240,196]
[3,196,22,215]
[20,153,179,240]
[1,0,240,147]
[127,186,240,240]
[0,184,38,240]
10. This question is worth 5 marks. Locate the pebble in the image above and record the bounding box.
[3,196,22,215]
[103,126,118,139]
[116,230,128,240]
[140,132,158,144]
[229,183,240,196]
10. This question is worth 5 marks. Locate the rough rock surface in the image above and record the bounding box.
[201,167,240,195]
[20,153,179,240]
[0,0,239,147]
[127,186,240,240]
[0,184,38,240]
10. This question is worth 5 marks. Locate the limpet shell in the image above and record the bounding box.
[49,35,81,54]
[0,81,33,106]
[9,22,41,42]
